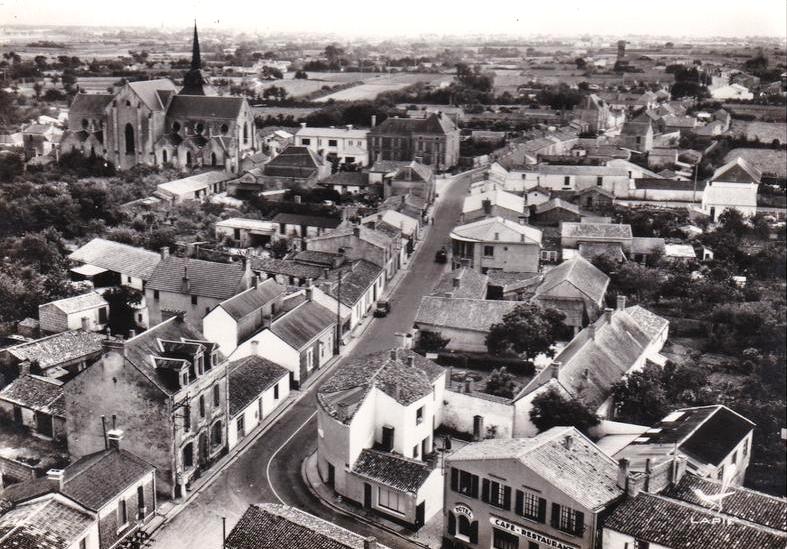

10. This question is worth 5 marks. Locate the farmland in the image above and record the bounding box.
[724,147,787,178]
[729,120,787,143]
[312,72,445,102]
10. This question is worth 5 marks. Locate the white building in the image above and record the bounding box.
[710,83,754,101]
[38,292,109,334]
[702,157,761,221]
[295,125,370,167]
[215,217,280,248]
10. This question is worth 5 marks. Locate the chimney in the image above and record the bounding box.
[603,307,613,322]
[323,267,330,279]
[160,246,170,259]
[452,276,461,289]
[482,199,492,217]
[464,378,472,393]
[472,415,484,442]
[128,329,136,339]
[346,124,353,131]
[407,355,415,367]
[616,294,627,311]
[305,278,313,301]
[371,115,377,128]
[251,340,260,356]
[300,122,306,128]
[364,537,378,549]
[617,458,630,490]
[46,468,65,491]
[294,195,302,204]
[182,264,190,292]
[550,361,561,379]
[107,428,123,450]
[81,316,91,331]
[587,323,595,340]
[252,276,258,289]
[353,225,360,238]
[563,434,573,450]
[389,348,397,361]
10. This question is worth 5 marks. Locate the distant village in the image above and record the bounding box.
[0,22,785,549]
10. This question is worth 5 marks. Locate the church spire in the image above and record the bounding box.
[191,21,201,71]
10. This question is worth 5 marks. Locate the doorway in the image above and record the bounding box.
[364,483,372,509]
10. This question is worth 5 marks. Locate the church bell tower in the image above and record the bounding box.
[179,22,208,96]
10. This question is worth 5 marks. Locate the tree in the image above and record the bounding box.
[417,330,450,353]
[294,69,308,79]
[0,151,24,182]
[486,303,566,358]
[575,57,587,69]
[485,367,516,399]
[103,286,143,337]
[529,388,600,436]
[610,362,669,424]
[32,82,43,100]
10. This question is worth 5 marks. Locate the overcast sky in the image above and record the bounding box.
[1,0,785,39]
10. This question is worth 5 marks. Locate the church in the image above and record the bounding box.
[61,24,257,173]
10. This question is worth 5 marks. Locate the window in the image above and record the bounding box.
[596,176,603,186]
[563,176,571,188]
[301,138,311,145]
[377,486,406,514]
[243,123,249,144]
[273,383,279,400]
[457,515,477,543]
[483,245,494,257]
[306,348,313,371]
[482,479,511,510]
[450,468,479,498]
[213,385,220,407]
[211,420,223,448]
[183,404,191,431]
[137,485,145,518]
[99,307,108,323]
[416,406,424,425]
[117,499,128,528]
[124,123,135,155]
[551,503,584,536]
[636,542,650,549]
[718,465,724,480]
[492,527,519,549]
[413,444,419,458]
[516,489,546,522]
[328,139,337,147]
[220,123,229,135]
[731,449,737,464]
[742,438,748,458]
[79,538,87,549]
[636,136,642,145]
[191,295,198,305]
[153,290,160,300]
[237,415,245,437]
[182,442,194,468]
[199,395,206,418]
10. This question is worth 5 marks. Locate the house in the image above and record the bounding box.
[461,188,526,224]
[603,472,786,549]
[0,436,156,549]
[619,120,653,153]
[64,316,227,499]
[0,374,65,441]
[533,256,609,334]
[259,144,331,185]
[38,292,109,334]
[532,198,582,226]
[202,278,286,356]
[0,330,105,382]
[272,212,344,241]
[250,256,326,287]
[313,259,386,335]
[711,83,754,100]
[560,221,633,261]
[517,165,630,196]
[430,267,489,300]
[381,192,429,221]
[226,355,290,450]
[154,170,232,204]
[443,427,624,549]
[613,405,755,487]
[225,503,390,549]
[662,115,696,134]
[215,217,279,248]
[630,236,666,264]
[575,186,615,210]
[367,113,460,171]
[320,171,371,194]
[628,178,703,204]
[664,243,697,261]
[257,127,293,158]
[414,297,519,353]
[230,295,336,389]
[361,208,422,245]
[306,224,400,280]
[371,160,436,203]
[21,123,62,160]
[295,124,370,167]
[702,156,761,221]
[450,217,543,274]
[59,93,113,159]
[145,253,252,327]
[317,348,446,528]
[68,238,162,291]
[575,94,621,133]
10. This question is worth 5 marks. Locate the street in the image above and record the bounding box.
[149,172,471,549]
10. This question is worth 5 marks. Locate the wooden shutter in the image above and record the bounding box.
[471,474,479,498]
[503,486,512,510]
[551,503,561,529]
[481,478,490,503]
[574,510,585,536]
[447,512,456,535]
[515,490,524,515]
[537,497,547,523]
[450,468,458,492]
[469,520,479,544]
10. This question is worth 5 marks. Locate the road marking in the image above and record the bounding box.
[266,409,318,504]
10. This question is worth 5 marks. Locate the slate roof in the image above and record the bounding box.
[250,257,324,281]
[534,197,581,215]
[352,449,433,493]
[264,146,324,178]
[431,267,489,299]
[128,79,178,111]
[228,355,289,416]
[270,301,335,350]
[414,297,519,332]
[0,375,63,416]
[368,113,457,136]
[633,178,705,191]
[361,209,419,237]
[5,331,105,370]
[711,156,762,184]
[215,218,278,232]
[0,497,94,549]
[318,349,443,423]
[535,256,609,305]
[463,188,525,215]
[166,95,245,120]
[620,121,652,136]
[560,222,632,241]
[218,279,285,321]
[449,427,624,510]
[157,170,231,196]
[69,92,113,117]
[323,260,383,307]
[225,503,390,549]
[320,171,370,187]
[451,216,542,245]
[271,212,342,229]
[631,237,666,255]
[69,238,162,280]
[604,491,787,548]
[43,292,107,315]
[147,256,246,300]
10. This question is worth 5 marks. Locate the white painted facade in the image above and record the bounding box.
[227,375,290,450]
[702,180,758,221]
[202,306,237,357]
[295,126,370,166]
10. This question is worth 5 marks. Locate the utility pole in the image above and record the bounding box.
[334,268,342,355]
[692,160,699,205]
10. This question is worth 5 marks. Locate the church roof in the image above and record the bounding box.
[128,79,178,111]
[167,95,245,120]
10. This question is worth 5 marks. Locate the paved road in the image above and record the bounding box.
[149,174,471,549]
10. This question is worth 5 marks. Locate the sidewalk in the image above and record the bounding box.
[302,451,443,549]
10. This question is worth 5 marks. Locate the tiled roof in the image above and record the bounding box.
[219,279,285,322]
[620,121,652,136]
[5,331,105,370]
[633,178,705,191]
[664,243,696,258]
[43,292,107,315]
[147,256,247,300]
[271,212,342,229]
[0,375,63,416]
[322,260,383,307]
[61,448,154,511]
[534,197,581,215]
[215,218,278,231]
[69,92,113,117]
[533,165,629,177]
[414,296,519,332]
[463,188,525,215]
[662,115,696,128]
[368,113,456,136]
[361,210,419,237]
[225,503,390,549]
[250,257,324,280]
[449,427,623,510]
[679,406,755,466]
[431,267,489,299]
[318,349,443,422]
[631,237,666,255]
[166,95,245,120]
[292,250,341,266]
[560,222,632,240]
[535,256,609,305]
[320,171,370,187]
[0,497,94,549]
[604,491,787,548]
[265,146,324,170]
[228,355,289,416]
[352,449,433,493]
[712,156,762,184]
[69,238,161,280]
[157,170,231,196]
[451,217,542,245]
[270,301,335,350]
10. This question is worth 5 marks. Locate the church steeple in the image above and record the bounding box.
[179,21,208,96]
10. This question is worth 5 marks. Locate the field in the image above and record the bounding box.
[729,120,787,143]
[724,147,787,178]
[491,66,670,94]
[313,72,445,103]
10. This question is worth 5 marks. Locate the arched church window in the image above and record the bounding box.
[186,151,192,167]
[125,100,131,107]
[211,152,217,167]
[220,124,228,135]
[196,122,205,135]
[81,119,88,130]
[124,123,135,155]
[172,121,181,133]
[162,150,168,164]
[243,123,248,144]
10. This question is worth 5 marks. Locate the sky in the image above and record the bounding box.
[0,0,785,39]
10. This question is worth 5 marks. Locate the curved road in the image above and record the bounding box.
[150,173,471,549]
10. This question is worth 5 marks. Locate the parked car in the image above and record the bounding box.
[373,299,391,317]
[435,247,448,263]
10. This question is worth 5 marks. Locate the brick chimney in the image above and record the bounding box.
[603,307,613,322]
[353,225,361,238]
[371,115,377,128]
[251,340,260,356]
[563,434,574,450]
[107,428,123,450]
[46,468,65,491]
